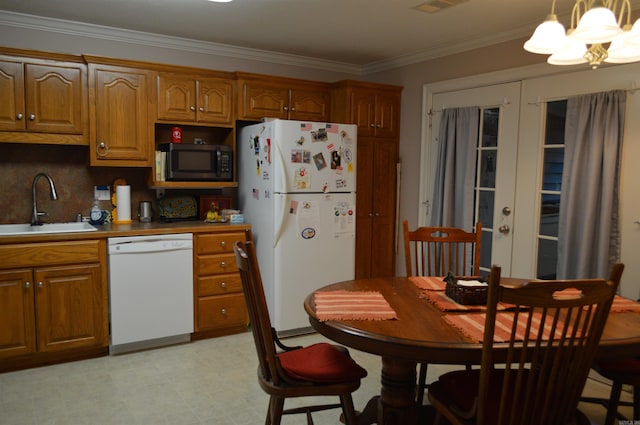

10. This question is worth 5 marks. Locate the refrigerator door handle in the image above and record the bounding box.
[274,193,288,248]
[274,140,289,194]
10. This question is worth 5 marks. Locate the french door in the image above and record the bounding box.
[424,82,521,276]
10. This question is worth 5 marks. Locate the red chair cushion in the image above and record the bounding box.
[596,357,640,375]
[277,342,368,383]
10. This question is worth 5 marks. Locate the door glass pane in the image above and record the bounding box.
[479,150,497,188]
[537,238,558,279]
[478,190,494,228]
[482,108,499,147]
[539,194,560,236]
[542,148,564,191]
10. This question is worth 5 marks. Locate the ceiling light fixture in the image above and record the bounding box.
[524,0,640,69]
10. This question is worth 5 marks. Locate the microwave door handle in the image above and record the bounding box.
[216,148,221,177]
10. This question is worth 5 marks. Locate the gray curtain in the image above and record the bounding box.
[557,90,625,279]
[430,107,480,230]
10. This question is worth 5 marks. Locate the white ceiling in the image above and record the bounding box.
[1,0,639,71]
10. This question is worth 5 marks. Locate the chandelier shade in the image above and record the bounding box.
[524,0,640,68]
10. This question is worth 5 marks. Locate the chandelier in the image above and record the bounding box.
[524,0,640,68]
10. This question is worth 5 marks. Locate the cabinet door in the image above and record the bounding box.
[289,86,330,122]
[90,65,152,166]
[355,139,374,279]
[370,139,398,277]
[198,77,233,124]
[34,263,107,353]
[25,63,84,134]
[355,138,397,278]
[157,74,197,122]
[0,60,25,131]
[0,269,35,359]
[240,82,289,120]
[374,92,401,139]
[351,91,376,138]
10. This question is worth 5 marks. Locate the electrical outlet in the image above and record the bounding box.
[94,186,111,201]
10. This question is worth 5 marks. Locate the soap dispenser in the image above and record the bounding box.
[90,197,102,225]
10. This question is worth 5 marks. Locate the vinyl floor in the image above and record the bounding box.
[0,331,634,424]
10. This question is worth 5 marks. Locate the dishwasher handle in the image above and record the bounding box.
[108,239,193,255]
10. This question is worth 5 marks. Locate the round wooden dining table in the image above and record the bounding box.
[304,276,640,425]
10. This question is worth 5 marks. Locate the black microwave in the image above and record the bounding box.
[159,143,233,181]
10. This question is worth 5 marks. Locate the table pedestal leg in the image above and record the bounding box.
[353,357,436,424]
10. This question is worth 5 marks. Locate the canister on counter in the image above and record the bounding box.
[171,127,183,143]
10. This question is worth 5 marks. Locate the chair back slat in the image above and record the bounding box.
[403,220,481,277]
[234,240,281,385]
[477,264,624,425]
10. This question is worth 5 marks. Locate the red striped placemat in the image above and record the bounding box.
[409,276,446,291]
[443,311,559,343]
[551,289,640,313]
[314,290,398,321]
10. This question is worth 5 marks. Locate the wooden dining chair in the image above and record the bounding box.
[402,220,482,404]
[403,220,482,278]
[580,357,640,425]
[233,240,367,425]
[427,263,624,425]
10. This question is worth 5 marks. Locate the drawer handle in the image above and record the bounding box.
[220,261,226,268]
[220,241,226,248]
[221,308,227,316]
[220,282,227,289]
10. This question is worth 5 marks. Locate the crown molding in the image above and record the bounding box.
[0,11,363,75]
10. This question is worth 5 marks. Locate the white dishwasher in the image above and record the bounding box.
[108,233,193,354]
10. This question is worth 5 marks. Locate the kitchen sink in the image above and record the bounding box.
[0,222,98,236]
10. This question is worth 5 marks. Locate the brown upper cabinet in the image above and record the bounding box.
[157,72,234,126]
[0,49,88,145]
[86,58,154,167]
[331,80,401,139]
[236,72,330,122]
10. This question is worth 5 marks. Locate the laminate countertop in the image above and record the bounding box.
[0,221,251,244]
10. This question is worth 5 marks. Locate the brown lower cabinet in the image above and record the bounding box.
[0,240,108,369]
[193,229,251,338]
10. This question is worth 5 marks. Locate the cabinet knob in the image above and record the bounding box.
[220,282,227,289]
[96,142,109,157]
[283,106,289,111]
[369,212,373,217]
[290,107,296,111]
[24,281,31,289]
[29,114,36,121]
[16,113,23,120]
[375,212,380,217]
[220,241,226,248]
[369,123,375,127]
[221,308,227,316]
[220,261,226,269]
[38,281,43,288]
[199,107,204,112]
[190,105,196,111]
[376,124,382,128]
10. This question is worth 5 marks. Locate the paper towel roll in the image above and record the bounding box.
[116,185,132,223]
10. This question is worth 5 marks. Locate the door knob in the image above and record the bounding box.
[502,206,512,216]
[499,225,510,234]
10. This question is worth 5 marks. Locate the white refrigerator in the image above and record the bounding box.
[238,119,357,335]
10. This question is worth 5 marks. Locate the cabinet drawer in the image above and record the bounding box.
[197,273,242,296]
[197,293,248,331]
[0,240,103,269]
[197,253,238,275]
[196,232,246,254]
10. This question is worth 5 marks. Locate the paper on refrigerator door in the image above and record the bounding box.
[296,200,320,239]
[333,202,355,239]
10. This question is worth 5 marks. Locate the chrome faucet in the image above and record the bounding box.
[32,173,58,226]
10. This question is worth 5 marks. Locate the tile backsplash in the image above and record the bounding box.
[0,143,156,224]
